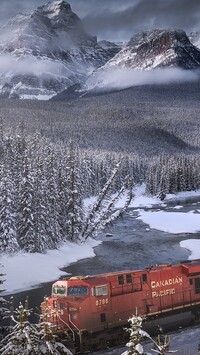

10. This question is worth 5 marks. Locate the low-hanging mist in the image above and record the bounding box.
[0,54,91,76]
[84,67,200,92]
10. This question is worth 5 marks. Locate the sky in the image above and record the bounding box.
[1,0,200,41]
[2,185,200,295]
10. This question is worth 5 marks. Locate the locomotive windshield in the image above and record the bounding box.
[67,286,89,296]
[53,286,66,295]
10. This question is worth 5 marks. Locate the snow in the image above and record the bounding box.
[2,185,200,295]
[180,239,200,259]
[20,94,56,101]
[1,238,100,295]
[137,210,200,234]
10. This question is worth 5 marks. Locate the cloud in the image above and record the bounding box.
[84,67,200,92]
[0,1,28,20]
[0,0,200,42]
[0,54,58,75]
[0,0,44,26]
[0,54,90,78]
[81,0,200,41]
[69,0,136,16]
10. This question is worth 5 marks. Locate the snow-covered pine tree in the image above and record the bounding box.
[0,299,73,355]
[57,158,70,241]
[122,314,177,355]
[81,162,134,241]
[65,140,84,242]
[121,314,150,355]
[0,299,39,354]
[45,147,62,247]
[38,297,73,355]
[0,166,18,253]
[33,157,50,253]
[146,163,157,196]
[16,154,36,252]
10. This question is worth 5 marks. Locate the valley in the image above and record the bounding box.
[1,80,200,156]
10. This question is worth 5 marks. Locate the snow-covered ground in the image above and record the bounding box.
[137,210,200,234]
[1,238,100,295]
[1,185,200,295]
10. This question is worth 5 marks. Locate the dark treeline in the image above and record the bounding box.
[146,154,200,196]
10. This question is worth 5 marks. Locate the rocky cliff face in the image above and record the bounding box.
[102,29,200,70]
[0,0,120,99]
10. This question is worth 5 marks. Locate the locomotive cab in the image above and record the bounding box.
[42,276,110,331]
[50,279,90,329]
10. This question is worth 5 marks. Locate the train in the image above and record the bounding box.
[41,259,200,354]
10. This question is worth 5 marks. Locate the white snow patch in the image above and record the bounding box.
[137,210,200,234]
[1,238,100,295]
[20,93,56,101]
[180,240,200,259]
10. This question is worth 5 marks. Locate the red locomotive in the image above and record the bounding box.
[41,259,200,353]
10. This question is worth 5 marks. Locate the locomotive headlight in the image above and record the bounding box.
[72,313,78,320]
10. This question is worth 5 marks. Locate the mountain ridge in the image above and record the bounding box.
[0,2,199,100]
[101,29,200,70]
[0,0,121,99]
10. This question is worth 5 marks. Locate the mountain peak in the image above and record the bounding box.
[37,0,72,17]
[38,0,72,17]
[35,0,81,30]
[127,29,189,47]
[0,0,119,99]
[102,28,200,70]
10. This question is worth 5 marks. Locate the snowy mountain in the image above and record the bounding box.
[0,0,120,99]
[100,29,200,70]
[189,31,200,49]
[0,3,199,101]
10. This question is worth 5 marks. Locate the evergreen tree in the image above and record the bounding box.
[33,158,49,253]
[65,140,84,242]
[57,159,70,241]
[0,167,18,253]
[121,314,150,355]
[81,163,134,241]
[17,155,36,252]
[45,147,61,247]
[0,299,72,355]
[39,297,73,355]
[122,315,177,355]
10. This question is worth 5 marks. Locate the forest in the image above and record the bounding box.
[0,120,199,254]
[0,81,200,254]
